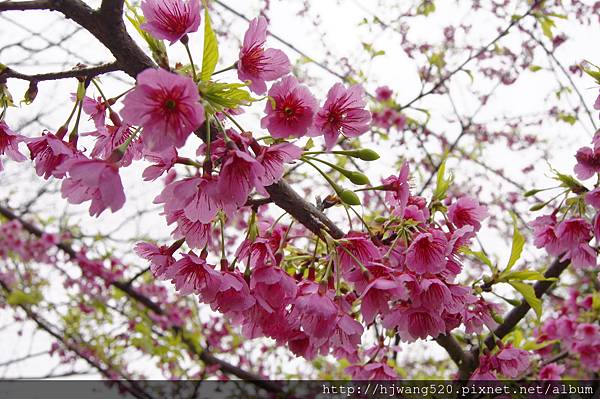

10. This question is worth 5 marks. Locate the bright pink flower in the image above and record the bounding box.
[238,17,291,95]
[250,266,297,313]
[87,124,143,167]
[168,252,221,296]
[345,361,398,380]
[208,271,255,317]
[375,85,393,101]
[142,147,178,181]
[574,146,600,180]
[555,218,592,248]
[539,363,565,380]
[336,232,381,276]
[0,121,27,171]
[312,83,371,150]
[169,211,211,249]
[575,323,600,345]
[330,312,363,362]
[383,305,446,341]
[256,142,302,186]
[470,355,497,380]
[217,149,265,207]
[594,212,600,241]
[595,91,600,119]
[530,215,562,256]
[405,229,449,275]
[27,132,77,179]
[156,176,223,224]
[261,76,318,138]
[235,237,277,269]
[135,242,175,279]
[121,68,205,151]
[585,187,600,209]
[495,345,530,378]
[462,299,500,334]
[141,0,201,44]
[81,96,107,128]
[57,158,125,217]
[566,241,597,268]
[448,196,488,231]
[293,282,338,342]
[382,161,410,212]
[415,278,452,312]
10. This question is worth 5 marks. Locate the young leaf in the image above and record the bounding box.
[200,4,219,81]
[509,281,542,320]
[499,270,557,282]
[463,248,494,270]
[504,213,525,273]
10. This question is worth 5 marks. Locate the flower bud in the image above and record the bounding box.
[339,189,361,205]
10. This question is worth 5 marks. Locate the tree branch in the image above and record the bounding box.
[435,334,474,380]
[1,62,119,82]
[0,0,56,11]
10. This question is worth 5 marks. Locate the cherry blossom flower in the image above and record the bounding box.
[142,147,178,181]
[135,242,175,279]
[208,271,255,317]
[539,363,565,380]
[255,142,302,186]
[141,0,201,44]
[312,83,371,150]
[585,187,600,209]
[448,196,488,231]
[260,75,318,138]
[57,158,125,217]
[383,305,446,341]
[574,146,600,180]
[81,96,107,128]
[0,121,27,172]
[168,252,221,296]
[121,68,205,151]
[217,149,265,207]
[345,361,398,380]
[336,232,381,276]
[494,344,530,378]
[531,215,562,256]
[250,266,297,313]
[87,124,143,167]
[27,131,78,179]
[292,282,338,342]
[405,229,449,274]
[375,85,393,101]
[382,161,410,212]
[238,16,291,95]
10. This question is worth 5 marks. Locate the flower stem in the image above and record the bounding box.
[182,40,197,81]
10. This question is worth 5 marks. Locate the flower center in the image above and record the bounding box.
[164,99,177,110]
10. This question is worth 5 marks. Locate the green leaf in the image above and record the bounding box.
[463,248,494,270]
[200,3,219,81]
[529,65,542,72]
[522,339,557,351]
[540,16,555,40]
[201,81,256,113]
[499,270,557,282]
[504,213,525,273]
[125,2,168,68]
[432,154,452,201]
[509,281,542,320]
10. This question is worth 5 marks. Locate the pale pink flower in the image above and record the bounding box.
[238,17,291,94]
[405,229,449,275]
[135,242,175,279]
[495,345,530,378]
[575,323,600,345]
[256,142,302,186]
[260,76,318,138]
[312,83,371,150]
[121,68,205,151]
[539,363,565,380]
[566,241,597,268]
[81,96,107,128]
[168,252,221,296]
[57,158,125,217]
[217,149,265,207]
[141,0,201,44]
[448,196,488,231]
[574,146,600,180]
[27,132,78,179]
[0,121,27,171]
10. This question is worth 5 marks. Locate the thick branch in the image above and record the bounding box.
[0,0,55,11]
[1,62,119,82]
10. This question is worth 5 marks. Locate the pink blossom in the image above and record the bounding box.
[382,161,410,212]
[208,271,255,317]
[345,361,398,380]
[235,238,277,269]
[329,312,363,361]
[539,363,565,380]
[375,85,393,101]
[312,83,371,150]
[462,299,500,334]
[168,252,221,296]
[292,282,338,342]
[448,196,488,231]
[530,215,562,256]
[405,229,449,275]
[81,96,107,128]
[121,68,205,151]
[238,17,291,95]
[261,76,318,138]
[470,355,497,380]
[87,124,143,167]
[384,305,447,341]
[575,323,600,345]
[555,218,592,249]
[217,149,265,207]
[585,187,600,209]
[57,158,125,217]
[169,211,211,249]
[336,232,381,276]
[156,176,223,225]
[415,278,452,311]
[250,266,297,313]
[135,242,175,279]
[574,146,600,180]
[141,0,201,44]
[566,241,597,269]
[495,345,530,378]
[142,147,178,181]
[0,121,27,171]
[256,142,302,186]
[27,132,78,179]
